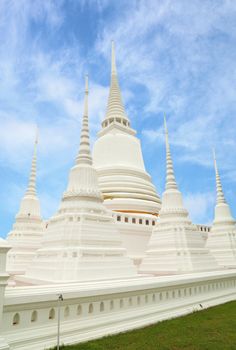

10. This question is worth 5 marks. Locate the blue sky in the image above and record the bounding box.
[0,0,236,238]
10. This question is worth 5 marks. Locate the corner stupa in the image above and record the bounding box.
[25,76,136,283]
[6,131,45,275]
[139,117,218,275]
[93,42,161,215]
[206,151,236,267]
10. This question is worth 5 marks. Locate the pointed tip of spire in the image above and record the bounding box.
[85,74,89,93]
[212,147,217,173]
[35,125,39,145]
[212,147,216,160]
[111,40,117,75]
[213,148,219,177]
[163,113,168,135]
[213,150,226,205]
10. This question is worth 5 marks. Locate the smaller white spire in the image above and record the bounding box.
[164,115,178,191]
[25,128,38,197]
[76,75,92,166]
[213,149,226,205]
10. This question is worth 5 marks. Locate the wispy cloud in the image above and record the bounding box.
[96,0,236,171]
[184,191,215,225]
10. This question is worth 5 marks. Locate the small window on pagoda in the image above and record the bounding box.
[100,302,105,312]
[139,219,142,224]
[125,217,128,223]
[77,305,82,315]
[145,220,149,226]
[31,310,37,323]
[49,308,55,320]
[89,303,93,314]
[132,218,136,224]
[12,313,20,326]
[117,216,121,222]
[152,221,155,226]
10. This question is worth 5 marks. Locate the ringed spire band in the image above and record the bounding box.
[213,149,226,205]
[25,129,38,197]
[164,115,178,191]
[76,75,92,166]
[102,41,130,128]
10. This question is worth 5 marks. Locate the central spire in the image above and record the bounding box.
[76,75,92,166]
[213,149,226,205]
[164,116,178,191]
[103,41,129,126]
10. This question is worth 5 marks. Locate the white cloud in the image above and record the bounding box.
[95,0,236,173]
[183,192,215,225]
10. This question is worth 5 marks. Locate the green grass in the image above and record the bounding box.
[56,301,236,350]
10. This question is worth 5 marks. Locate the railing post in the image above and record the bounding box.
[57,294,64,350]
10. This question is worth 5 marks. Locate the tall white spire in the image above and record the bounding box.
[65,75,103,201]
[93,42,161,223]
[25,74,136,282]
[25,129,38,197]
[211,149,235,227]
[6,128,44,275]
[76,75,92,166]
[164,115,178,191]
[206,150,236,267]
[139,117,218,275]
[213,149,226,205]
[104,41,129,125]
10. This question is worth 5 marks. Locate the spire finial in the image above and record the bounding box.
[26,128,38,196]
[35,125,39,145]
[111,40,117,76]
[85,74,88,92]
[76,75,92,166]
[213,149,226,205]
[102,41,129,126]
[164,115,178,191]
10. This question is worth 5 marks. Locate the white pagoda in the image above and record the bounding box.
[93,42,161,216]
[206,152,236,267]
[24,76,136,283]
[6,135,45,275]
[139,117,218,274]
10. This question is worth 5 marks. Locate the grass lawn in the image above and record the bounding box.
[56,301,236,350]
